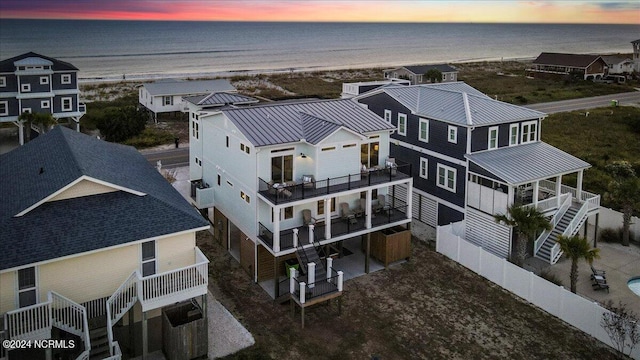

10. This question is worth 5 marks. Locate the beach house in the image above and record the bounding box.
[188,98,413,304]
[356,82,600,262]
[383,64,459,84]
[138,79,236,122]
[0,127,210,359]
[526,52,608,81]
[0,52,86,145]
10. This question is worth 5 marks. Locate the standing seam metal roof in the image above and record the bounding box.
[143,79,235,96]
[222,99,394,147]
[465,142,591,185]
[382,83,545,126]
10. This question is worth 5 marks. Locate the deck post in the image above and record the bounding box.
[142,311,148,359]
[326,257,333,281]
[308,224,314,244]
[594,213,599,248]
[533,181,539,207]
[324,198,331,240]
[576,170,584,201]
[17,121,24,145]
[337,271,344,292]
[365,233,371,273]
[128,308,135,355]
[274,255,279,298]
[555,175,562,208]
[273,208,281,252]
[308,263,316,288]
[293,228,299,248]
[365,189,372,229]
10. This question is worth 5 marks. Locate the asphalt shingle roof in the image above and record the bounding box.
[222,99,394,147]
[466,142,591,185]
[403,64,458,74]
[142,79,235,97]
[381,82,545,126]
[0,52,79,72]
[532,52,602,68]
[0,126,208,271]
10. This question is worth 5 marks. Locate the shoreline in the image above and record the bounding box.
[78,55,539,85]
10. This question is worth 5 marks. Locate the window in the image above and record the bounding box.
[0,77,6,87]
[240,191,250,204]
[521,121,537,144]
[442,73,447,81]
[0,101,8,116]
[41,100,50,109]
[163,96,173,106]
[217,175,221,186]
[62,97,72,111]
[191,120,199,139]
[321,146,336,151]
[61,74,71,84]
[317,198,335,215]
[227,180,234,187]
[419,157,428,179]
[141,241,156,277]
[226,136,229,148]
[418,118,429,143]
[343,143,356,148]
[22,108,32,114]
[448,126,457,143]
[509,124,519,146]
[384,109,392,123]
[17,267,37,308]
[21,83,30,92]
[397,113,407,136]
[240,143,250,154]
[360,142,379,168]
[283,206,293,220]
[271,155,293,183]
[39,76,49,85]
[488,126,498,149]
[437,164,457,192]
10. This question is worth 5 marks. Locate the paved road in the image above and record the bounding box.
[524,91,640,114]
[142,147,189,168]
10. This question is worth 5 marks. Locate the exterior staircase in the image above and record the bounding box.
[295,243,327,281]
[535,202,588,264]
[89,326,110,360]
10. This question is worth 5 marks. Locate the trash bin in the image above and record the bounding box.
[285,259,299,277]
[611,100,618,107]
[174,137,180,148]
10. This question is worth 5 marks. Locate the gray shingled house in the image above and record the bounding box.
[383,64,458,84]
[0,126,210,359]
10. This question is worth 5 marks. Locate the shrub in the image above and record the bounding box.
[514,95,528,104]
[599,227,621,243]
[539,269,563,286]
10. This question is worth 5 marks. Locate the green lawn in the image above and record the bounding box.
[541,106,640,209]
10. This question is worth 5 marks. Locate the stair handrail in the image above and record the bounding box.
[105,271,139,357]
[534,193,571,255]
[4,298,52,340]
[48,291,90,359]
[562,200,589,239]
[550,243,562,264]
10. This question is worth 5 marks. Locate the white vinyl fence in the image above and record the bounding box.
[437,222,640,359]
[598,207,640,238]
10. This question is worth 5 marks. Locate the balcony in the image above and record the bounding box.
[258,162,411,205]
[258,201,409,253]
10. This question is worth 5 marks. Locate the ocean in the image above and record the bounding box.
[1,19,638,82]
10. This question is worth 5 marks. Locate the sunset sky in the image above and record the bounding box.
[0,0,638,24]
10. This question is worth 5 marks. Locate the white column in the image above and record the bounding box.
[308,224,315,244]
[324,197,331,240]
[18,121,24,145]
[507,186,514,207]
[300,282,306,304]
[533,181,539,207]
[292,228,299,248]
[555,175,563,208]
[308,262,316,288]
[273,208,280,252]
[290,268,297,294]
[365,189,372,229]
[337,271,344,292]
[326,257,333,281]
[576,170,584,201]
[406,180,413,220]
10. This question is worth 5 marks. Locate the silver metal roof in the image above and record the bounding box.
[184,92,258,106]
[466,142,591,185]
[222,99,393,147]
[14,57,53,66]
[382,82,545,126]
[142,79,235,96]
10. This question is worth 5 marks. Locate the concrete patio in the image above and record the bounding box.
[546,241,640,315]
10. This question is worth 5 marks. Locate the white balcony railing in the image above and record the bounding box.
[534,193,572,255]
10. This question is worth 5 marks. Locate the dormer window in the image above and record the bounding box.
[488,126,498,150]
[521,121,537,144]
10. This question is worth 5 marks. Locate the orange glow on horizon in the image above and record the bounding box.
[1,1,638,24]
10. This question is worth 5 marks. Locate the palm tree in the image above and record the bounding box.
[556,234,599,293]
[494,203,551,266]
[604,161,640,246]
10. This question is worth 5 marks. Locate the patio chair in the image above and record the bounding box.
[590,265,606,280]
[385,158,397,176]
[591,276,609,293]
[302,209,316,226]
[372,194,388,213]
[354,198,366,217]
[340,202,357,225]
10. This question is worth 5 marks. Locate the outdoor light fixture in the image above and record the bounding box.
[300,153,307,158]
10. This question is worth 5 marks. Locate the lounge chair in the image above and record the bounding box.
[302,209,316,226]
[340,202,357,225]
[590,265,606,280]
[591,276,609,293]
